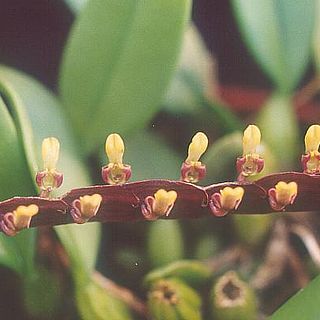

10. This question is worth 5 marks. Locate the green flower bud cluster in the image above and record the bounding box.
[148,278,202,320]
[210,271,258,320]
[146,261,258,320]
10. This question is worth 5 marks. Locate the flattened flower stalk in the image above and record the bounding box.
[1,204,39,236]
[36,137,63,197]
[181,132,208,183]
[236,125,264,181]
[301,124,320,174]
[268,181,298,211]
[102,133,131,185]
[141,189,178,220]
[2,127,320,234]
[71,194,102,224]
[209,187,244,217]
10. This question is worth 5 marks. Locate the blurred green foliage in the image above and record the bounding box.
[0,0,319,319]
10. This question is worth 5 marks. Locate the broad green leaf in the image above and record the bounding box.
[123,131,182,181]
[164,24,213,113]
[60,0,192,154]
[164,24,242,132]
[0,75,39,277]
[64,0,87,14]
[314,0,320,71]
[257,93,299,170]
[0,66,101,278]
[232,0,315,92]
[270,275,320,319]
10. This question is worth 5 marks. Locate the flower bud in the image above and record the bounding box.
[302,124,320,174]
[181,132,208,183]
[148,278,202,320]
[236,125,264,180]
[36,137,63,197]
[210,271,258,320]
[102,133,131,185]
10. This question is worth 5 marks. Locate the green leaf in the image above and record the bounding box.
[164,23,242,134]
[270,275,320,320]
[232,0,315,92]
[23,267,61,318]
[0,231,36,275]
[76,279,132,320]
[64,0,87,14]
[147,220,184,268]
[60,0,192,154]
[144,260,211,288]
[257,93,299,170]
[0,66,101,279]
[0,72,39,277]
[313,0,320,71]
[202,132,243,184]
[124,131,182,181]
[0,96,35,199]
[164,24,213,113]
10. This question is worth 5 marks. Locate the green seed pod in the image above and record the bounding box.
[210,271,258,320]
[144,260,211,288]
[148,278,202,320]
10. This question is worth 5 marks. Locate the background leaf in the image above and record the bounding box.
[147,220,184,268]
[257,93,299,170]
[232,0,315,92]
[313,0,320,71]
[270,275,320,319]
[0,96,35,199]
[164,24,213,113]
[64,0,88,14]
[0,65,101,279]
[60,0,192,154]
[123,131,182,181]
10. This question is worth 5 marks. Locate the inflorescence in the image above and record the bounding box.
[1,124,320,236]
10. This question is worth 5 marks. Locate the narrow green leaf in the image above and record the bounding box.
[60,0,192,154]
[257,93,299,170]
[76,279,132,320]
[0,96,35,198]
[0,66,101,278]
[147,220,184,268]
[232,0,315,92]
[144,260,211,288]
[270,275,320,320]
